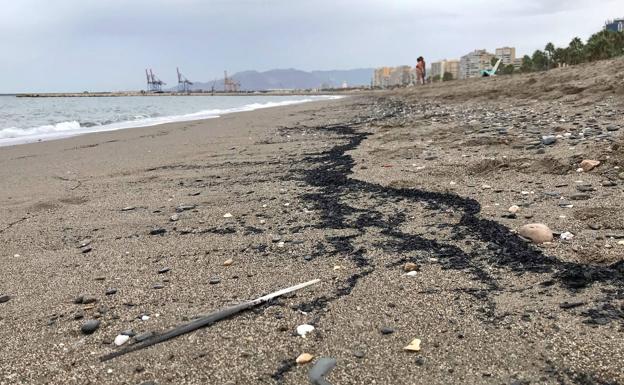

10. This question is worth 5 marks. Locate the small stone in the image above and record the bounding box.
[170,214,179,222]
[140,315,150,321]
[296,324,315,337]
[403,262,418,272]
[121,206,136,211]
[580,159,600,172]
[380,327,395,335]
[618,172,624,181]
[404,338,422,352]
[175,204,196,212]
[158,267,171,274]
[81,246,92,253]
[508,205,520,214]
[405,271,417,277]
[570,193,590,200]
[482,184,492,189]
[296,353,314,364]
[82,296,97,304]
[518,223,553,244]
[223,213,233,218]
[308,357,336,385]
[105,288,117,295]
[114,334,130,346]
[121,329,136,337]
[542,135,556,145]
[560,232,574,241]
[152,283,165,289]
[79,239,92,248]
[588,223,601,230]
[0,294,10,303]
[149,228,166,236]
[223,258,233,266]
[209,277,221,284]
[354,351,365,358]
[80,319,100,334]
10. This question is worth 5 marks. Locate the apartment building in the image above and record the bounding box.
[495,47,516,66]
[605,18,624,32]
[372,66,414,87]
[459,49,495,79]
[430,59,460,80]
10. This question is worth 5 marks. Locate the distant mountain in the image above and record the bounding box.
[184,68,373,91]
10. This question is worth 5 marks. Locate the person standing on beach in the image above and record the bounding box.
[416,57,426,85]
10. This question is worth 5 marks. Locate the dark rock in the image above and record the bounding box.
[0,294,10,303]
[158,267,171,274]
[150,228,166,236]
[380,327,395,335]
[105,288,117,295]
[560,301,585,309]
[209,277,221,285]
[121,329,136,337]
[152,283,165,289]
[80,319,100,334]
[81,246,92,254]
[570,193,590,200]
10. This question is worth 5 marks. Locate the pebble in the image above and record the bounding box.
[105,288,117,295]
[405,271,418,277]
[380,327,395,335]
[296,324,315,337]
[508,205,520,214]
[114,334,130,346]
[308,357,337,385]
[170,214,179,222]
[158,267,171,274]
[176,204,196,212]
[570,193,590,200]
[404,338,422,352]
[0,294,10,303]
[541,135,556,145]
[560,232,574,241]
[121,206,135,211]
[209,277,221,284]
[223,258,233,266]
[403,262,418,272]
[152,283,165,289]
[149,228,166,236]
[80,319,101,334]
[580,159,600,172]
[223,213,233,218]
[353,351,365,358]
[296,353,314,364]
[81,246,92,253]
[518,223,553,244]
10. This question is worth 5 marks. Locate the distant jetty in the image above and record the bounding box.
[16,90,361,98]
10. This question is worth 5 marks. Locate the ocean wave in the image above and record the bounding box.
[0,96,344,147]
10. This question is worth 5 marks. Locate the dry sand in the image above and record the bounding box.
[1,59,623,385]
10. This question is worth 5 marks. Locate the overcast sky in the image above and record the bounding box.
[0,0,620,92]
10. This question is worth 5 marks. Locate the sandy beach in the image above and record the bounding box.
[1,58,623,385]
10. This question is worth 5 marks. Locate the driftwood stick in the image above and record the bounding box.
[100,278,320,362]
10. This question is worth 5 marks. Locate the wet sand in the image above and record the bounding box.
[1,59,623,385]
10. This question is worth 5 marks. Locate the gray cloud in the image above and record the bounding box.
[0,0,620,92]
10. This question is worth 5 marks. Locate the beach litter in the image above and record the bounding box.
[100,279,320,361]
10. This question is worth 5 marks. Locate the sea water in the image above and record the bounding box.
[0,94,341,146]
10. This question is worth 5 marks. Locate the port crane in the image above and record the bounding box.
[145,69,166,92]
[176,67,193,93]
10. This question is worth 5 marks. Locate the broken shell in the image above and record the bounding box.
[404,338,421,352]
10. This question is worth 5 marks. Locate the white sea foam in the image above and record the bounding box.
[0,95,343,147]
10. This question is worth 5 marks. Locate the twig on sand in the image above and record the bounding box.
[100,278,321,362]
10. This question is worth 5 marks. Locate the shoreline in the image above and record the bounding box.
[0,94,347,148]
